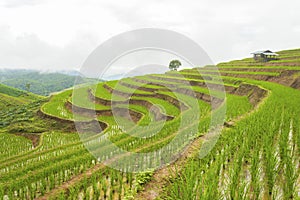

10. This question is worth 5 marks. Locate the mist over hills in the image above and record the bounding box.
[0,69,97,96]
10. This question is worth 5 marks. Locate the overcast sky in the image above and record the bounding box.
[0,0,299,76]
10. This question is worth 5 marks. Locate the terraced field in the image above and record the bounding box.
[0,84,40,110]
[0,48,300,199]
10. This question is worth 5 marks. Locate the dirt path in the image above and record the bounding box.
[135,84,270,200]
[135,135,204,200]
[36,163,105,200]
[14,133,41,147]
[36,106,210,199]
[36,123,201,199]
[37,79,269,200]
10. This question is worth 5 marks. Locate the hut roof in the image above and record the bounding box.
[251,50,279,56]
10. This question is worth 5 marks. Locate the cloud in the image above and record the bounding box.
[0,26,99,70]
[0,0,44,8]
[0,0,299,75]
[104,0,300,63]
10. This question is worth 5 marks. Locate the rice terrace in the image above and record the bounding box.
[0,48,300,200]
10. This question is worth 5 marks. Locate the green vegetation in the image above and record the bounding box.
[132,96,180,116]
[71,85,109,110]
[106,80,153,95]
[0,131,33,159]
[92,82,126,101]
[0,69,98,96]
[164,80,300,200]
[0,83,29,97]
[218,48,300,67]
[169,59,182,71]
[120,78,165,89]
[0,84,40,110]
[41,90,92,121]
[0,93,30,109]
[0,48,299,200]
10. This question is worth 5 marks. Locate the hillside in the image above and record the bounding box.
[0,69,98,96]
[215,48,300,89]
[0,48,299,199]
[0,84,41,110]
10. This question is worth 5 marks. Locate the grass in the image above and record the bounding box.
[0,84,42,110]
[71,85,109,110]
[0,93,28,109]
[0,131,33,159]
[163,64,300,200]
[117,104,154,126]
[106,81,154,95]
[177,68,281,76]
[92,82,125,101]
[154,73,240,88]
[132,96,180,116]
[41,90,92,121]
[217,48,300,68]
[134,75,180,86]
[120,78,165,89]
[1,48,300,200]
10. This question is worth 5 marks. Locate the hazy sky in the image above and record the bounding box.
[0,0,299,75]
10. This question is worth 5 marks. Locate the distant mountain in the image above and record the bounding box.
[0,69,99,96]
[57,70,84,77]
[37,69,84,77]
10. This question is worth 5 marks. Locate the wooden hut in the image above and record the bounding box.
[251,50,279,62]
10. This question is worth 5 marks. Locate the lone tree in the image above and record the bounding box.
[169,60,181,71]
[25,83,31,93]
